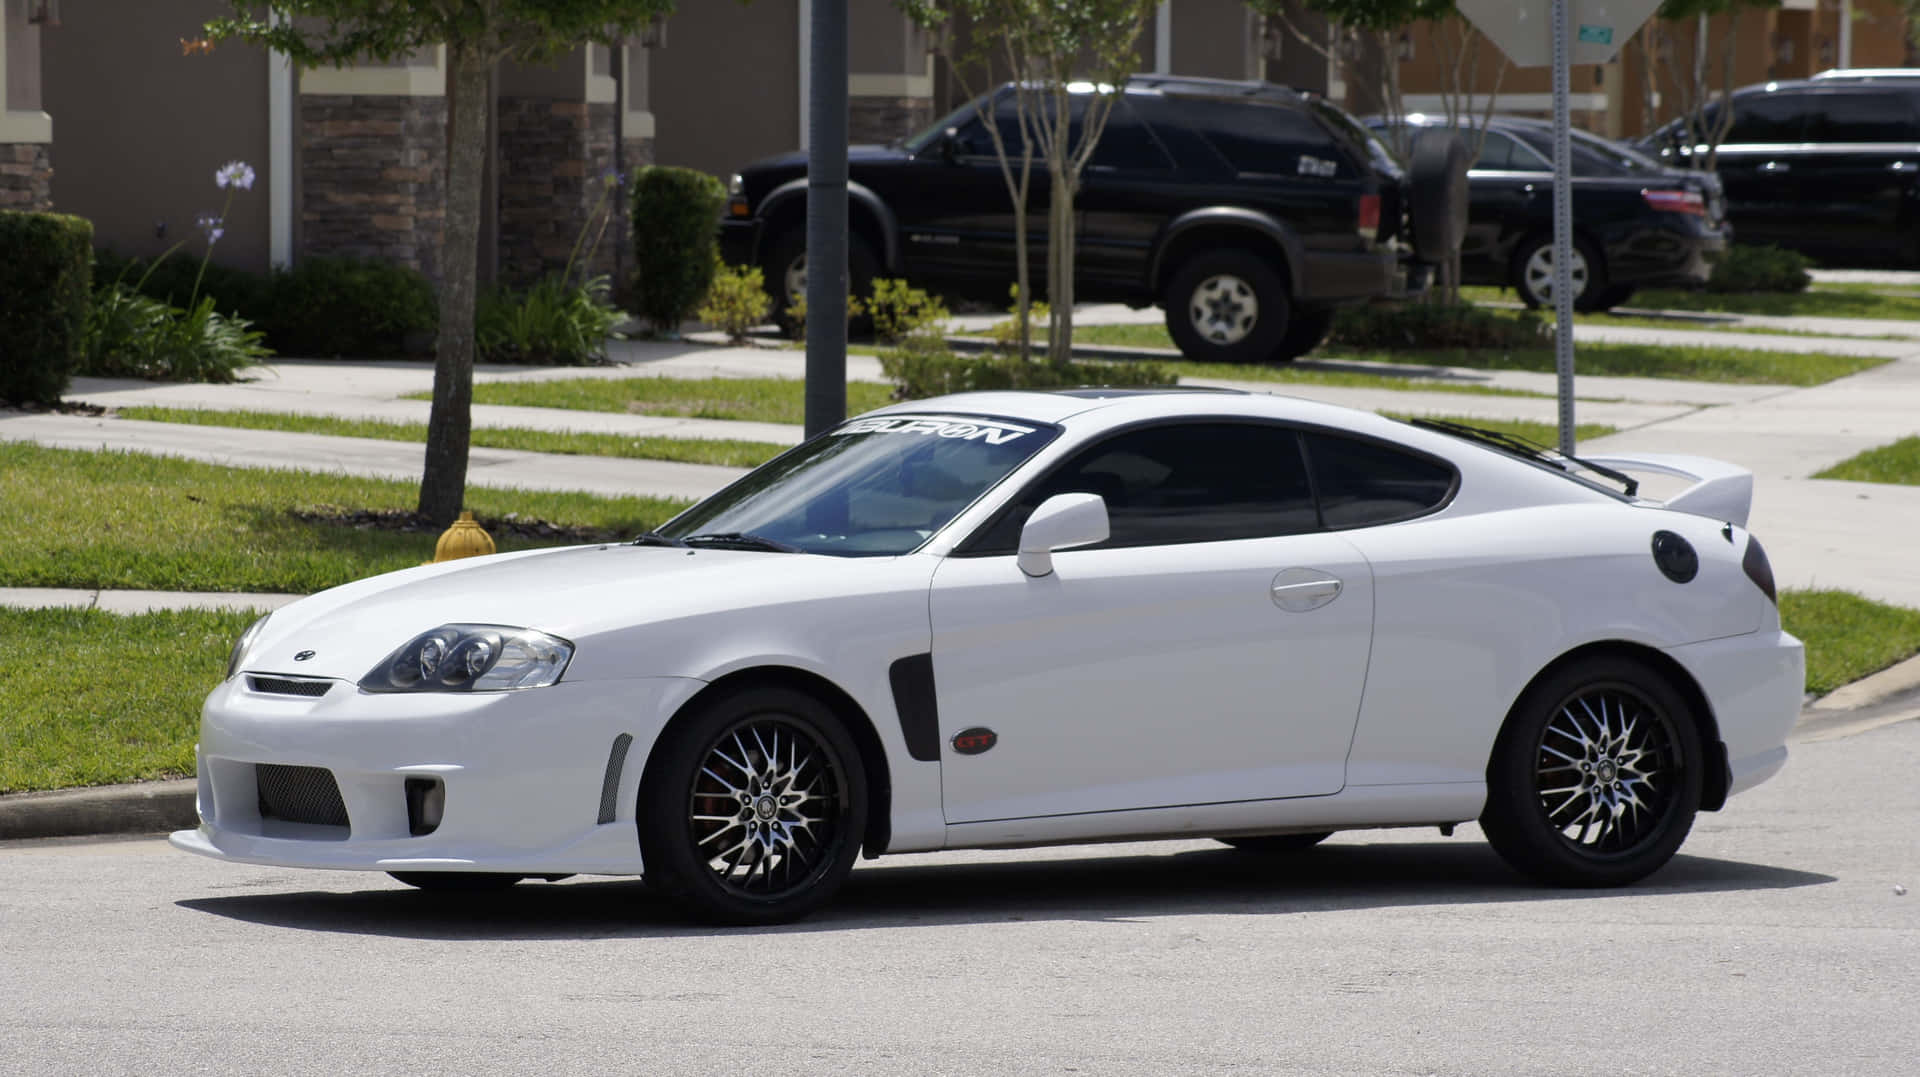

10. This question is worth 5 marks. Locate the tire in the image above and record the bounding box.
[1408,129,1471,263]
[1511,234,1610,313]
[387,872,524,892]
[1163,249,1291,364]
[639,686,868,925]
[763,227,877,336]
[1272,306,1335,362]
[1480,657,1704,888]
[1216,832,1333,853]
[1591,283,1636,312]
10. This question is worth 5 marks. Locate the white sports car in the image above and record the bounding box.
[172,389,1803,924]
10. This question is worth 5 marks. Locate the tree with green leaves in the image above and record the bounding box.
[899,0,1158,365]
[208,1,675,527]
[1635,0,1780,172]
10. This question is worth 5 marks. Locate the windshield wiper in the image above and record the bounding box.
[681,532,803,553]
[1408,417,1639,497]
[630,531,688,548]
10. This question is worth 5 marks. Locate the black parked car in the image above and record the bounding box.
[1371,115,1729,311]
[720,77,1462,363]
[1635,75,1920,265]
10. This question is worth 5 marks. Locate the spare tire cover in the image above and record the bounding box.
[1409,128,1471,263]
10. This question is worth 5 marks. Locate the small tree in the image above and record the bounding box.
[900,0,1158,365]
[208,1,675,527]
[1636,0,1779,173]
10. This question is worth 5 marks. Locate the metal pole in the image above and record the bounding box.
[804,0,848,438]
[1551,0,1576,456]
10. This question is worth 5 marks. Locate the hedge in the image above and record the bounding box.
[0,212,94,406]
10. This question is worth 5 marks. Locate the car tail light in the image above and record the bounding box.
[1742,535,1778,605]
[1642,188,1706,216]
[1357,193,1381,239]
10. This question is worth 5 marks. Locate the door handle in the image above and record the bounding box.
[1760,161,1790,173]
[1271,568,1343,612]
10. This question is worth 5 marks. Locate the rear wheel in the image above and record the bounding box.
[1512,234,1609,313]
[1216,832,1333,853]
[1272,306,1335,362]
[1481,657,1703,887]
[1163,249,1291,364]
[639,686,868,925]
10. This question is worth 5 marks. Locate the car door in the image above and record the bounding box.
[927,421,1376,824]
[1714,90,1813,247]
[890,93,1049,286]
[1462,129,1552,277]
[1795,88,1920,258]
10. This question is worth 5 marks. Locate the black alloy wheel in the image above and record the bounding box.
[1481,657,1703,887]
[1215,832,1334,853]
[640,686,867,925]
[1164,249,1292,364]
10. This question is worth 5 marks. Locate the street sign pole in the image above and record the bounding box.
[804,0,848,438]
[1551,0,1576,455]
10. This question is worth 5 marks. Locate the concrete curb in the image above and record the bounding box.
[0,779,196,841]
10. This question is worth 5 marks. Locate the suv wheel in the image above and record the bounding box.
[764,228,877,335]
[1273,306,1335,362]
[1164,250,1291,364]
[1513,234,1609,313]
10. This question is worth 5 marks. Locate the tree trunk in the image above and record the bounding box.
[418,44,489,527]
[1045,158,1075,366]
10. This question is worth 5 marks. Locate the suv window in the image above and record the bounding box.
[1175,97,1340,176]
[965,422,1319,552]
[1087,99,1174,171]
[1804,90,1920,142]
[1302,431,1455,527]
[1725,92,1812,143]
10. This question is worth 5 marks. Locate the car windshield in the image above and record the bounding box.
[656,412,1061,556]
[901,94,992,153]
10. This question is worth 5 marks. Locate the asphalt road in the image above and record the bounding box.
[3,718,1916,1077]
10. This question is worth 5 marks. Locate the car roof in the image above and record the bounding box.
[863,387,1423,441]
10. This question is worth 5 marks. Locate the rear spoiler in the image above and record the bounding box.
[1576,453,1753,528]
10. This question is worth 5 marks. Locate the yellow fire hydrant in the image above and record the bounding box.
[432,511,496,562]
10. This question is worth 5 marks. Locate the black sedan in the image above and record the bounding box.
[1371,115,1729,311]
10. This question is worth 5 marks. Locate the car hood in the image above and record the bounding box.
[239,544,926,683]
[744,144,909,174]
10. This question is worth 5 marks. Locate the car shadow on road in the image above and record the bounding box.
[174,839,1833,942]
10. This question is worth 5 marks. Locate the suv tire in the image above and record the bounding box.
[1273,306,1335,362]
[764,228,877,335]
[1164,250,1291,365]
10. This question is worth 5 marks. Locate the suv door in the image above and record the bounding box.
[1072,96,1181,298]
[928,421,1375,824]
[1714,90,1814,246]
[1793,87,1920,258]
[884,92,1048,289]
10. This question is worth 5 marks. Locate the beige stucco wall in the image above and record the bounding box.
[41,0,272,270]
[1172,0,1259,81]
[651,0,800,178]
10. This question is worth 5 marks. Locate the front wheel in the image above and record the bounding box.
[1163,250,1291,364]
[639,686,868,925]
[1481,657,1703,887]
[762,228,877,336]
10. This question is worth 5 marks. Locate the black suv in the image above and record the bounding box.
[1635,75,1920,264]
[720,76,1455,363]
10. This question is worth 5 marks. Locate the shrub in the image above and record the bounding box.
[262,256,437,358]
[631,166,727,334]
[880,346,1172,401]
[1328,302,1547,350]
[868,278,951,344]
[697,261,773,342]
[985,284,1049,351]
[784,293,867,342]
[82,287,270,382]
[1707,243,1812,294]
[95,247,271,321]
[0,212,94,406]
[476,275,622,365]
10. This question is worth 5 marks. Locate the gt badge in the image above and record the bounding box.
[951,727,997,755]
[293,650,316,661]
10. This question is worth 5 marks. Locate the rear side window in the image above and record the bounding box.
[1725,92,1811,144]
[1175,98,1341,177]
[1087,100,1174,171]
[1302,431,1455,527]
[1805,91,1920,142]
[1473,130,1542,171]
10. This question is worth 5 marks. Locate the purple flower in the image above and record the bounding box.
[196,213,225,244]
[215,160,256,191]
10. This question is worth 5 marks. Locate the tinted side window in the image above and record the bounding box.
[1303,432,1454,527]
[1725,93,1811,144]
[1473,131,1538,170]
[1087,101,1174,171]
[966,422,1318,552]
[1805,91,1920,142]
[1176,98,1338,176]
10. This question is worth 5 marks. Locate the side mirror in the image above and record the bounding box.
[1017,493,1109,578]
[940,126,962,164]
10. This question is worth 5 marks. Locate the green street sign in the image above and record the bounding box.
[1578,24,1614,45]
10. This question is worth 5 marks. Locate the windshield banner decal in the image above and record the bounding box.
[835,415,1036,446]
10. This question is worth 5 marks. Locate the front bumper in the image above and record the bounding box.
[718,217,761,268]
[169,673,704,876]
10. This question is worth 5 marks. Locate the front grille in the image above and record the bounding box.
[250,676,332,698]
[256,763,349,827]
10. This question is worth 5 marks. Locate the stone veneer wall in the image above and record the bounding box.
[497,99,618,287]
[0,144,52,212]
[850,97,934,146]
[300,95,447,284]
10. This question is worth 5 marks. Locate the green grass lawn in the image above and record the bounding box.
[1459,283,1920,321]
[445,376,901,425]
[1071,322,1884,386]
[0,443,694,594]
[1812,437,1920,484]
[4,587,1909,794]
[117,407,792,469]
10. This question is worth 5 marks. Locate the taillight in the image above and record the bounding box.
[1742,535,1778,605]
[1642,189,1706,216]
[1358,193,1381,239]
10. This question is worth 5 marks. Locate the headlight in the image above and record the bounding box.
[226,613,272,680]
[359,624,574,693]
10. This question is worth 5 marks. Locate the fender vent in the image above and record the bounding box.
[256,763,349,827]
[250,676,333,698]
